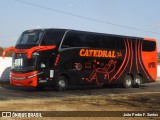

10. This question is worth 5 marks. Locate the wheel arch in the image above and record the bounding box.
[58,73,70,84]
[134,74,143,83]
[127,73,134,80]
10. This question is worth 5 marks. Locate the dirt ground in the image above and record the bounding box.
[0,92,160,120]
[0,81,160,120]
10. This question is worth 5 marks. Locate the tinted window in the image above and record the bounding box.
[142,40,156,52]
[85,34,100,48]
[16,31,43,45]
[41,30,65,46]
[100,36,125,50]
[101,36,115,49]
[115,37,125,50]
[62,31,86,48]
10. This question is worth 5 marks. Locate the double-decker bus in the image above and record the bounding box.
[3,29,158,91]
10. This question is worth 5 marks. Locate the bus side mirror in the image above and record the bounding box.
[40,63,46,68]
[2,47,15,58]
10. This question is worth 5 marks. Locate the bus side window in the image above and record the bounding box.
[62,32,85,48]
[61,33,76,48]
[114,37,125,50]
[85,34,100,48]
[142,40,156,52]
[101,36,114,49]
[41,30,65,46]
[41,39,46,45]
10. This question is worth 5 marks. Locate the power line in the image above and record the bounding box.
[14,0,160,35]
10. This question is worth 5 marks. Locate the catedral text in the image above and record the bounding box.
[79,49,117,58]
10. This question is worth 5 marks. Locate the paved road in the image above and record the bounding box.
[0,80,160,100]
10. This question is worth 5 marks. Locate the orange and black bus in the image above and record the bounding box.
[3,29,158,91]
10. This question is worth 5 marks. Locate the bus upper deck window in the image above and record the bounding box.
[142,40,156,52]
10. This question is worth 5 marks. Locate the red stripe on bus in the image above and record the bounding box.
[129,39,133,73]
[135,40,139,73]
[109,39,128,82]
[116,39,130,80]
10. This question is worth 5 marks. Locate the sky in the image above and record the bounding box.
[0,0,160,51]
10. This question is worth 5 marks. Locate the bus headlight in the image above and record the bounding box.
[32,52,39,56]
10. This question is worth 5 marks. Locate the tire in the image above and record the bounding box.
[123,75,133,88]
[133,75,142,88]
[56,76,68,91]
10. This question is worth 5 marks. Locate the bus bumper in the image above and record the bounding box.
[10,71,38,87]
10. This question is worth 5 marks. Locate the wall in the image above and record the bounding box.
[0,57,12,82]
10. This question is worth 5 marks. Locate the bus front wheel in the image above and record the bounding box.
[56,76,68,91]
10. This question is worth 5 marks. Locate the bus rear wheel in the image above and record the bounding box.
[123,75,133,88]
[133,75,142,88]
[56,76,68,91]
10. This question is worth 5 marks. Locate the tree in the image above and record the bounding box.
[0,47,13,57]
[158,52,160,64]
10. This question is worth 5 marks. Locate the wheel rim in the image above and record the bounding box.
[135,78,141,85]
[58,79,66,88]
[126,78,132,86]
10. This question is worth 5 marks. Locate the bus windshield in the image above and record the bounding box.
[16,30,43,45]
[12,53,37,72]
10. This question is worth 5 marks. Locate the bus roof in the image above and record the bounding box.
[24,28,155,41]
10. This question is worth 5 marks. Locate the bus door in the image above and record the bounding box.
[37,54,54,83]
